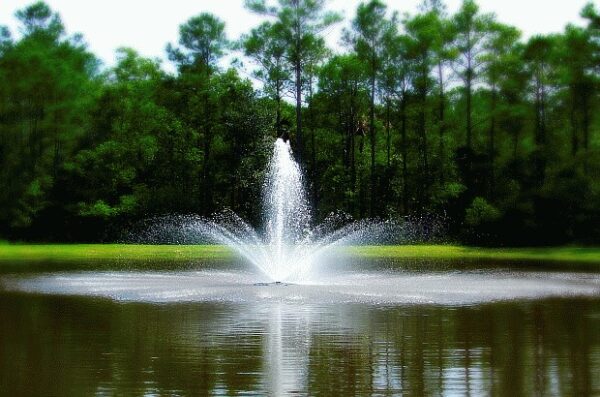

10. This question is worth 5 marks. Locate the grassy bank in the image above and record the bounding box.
[348,245,600,264]
[0,244,598,265]
[0,244,231,263]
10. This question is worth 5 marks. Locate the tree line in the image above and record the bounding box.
[0,0,598,244]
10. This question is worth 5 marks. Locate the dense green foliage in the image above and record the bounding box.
[0,0,599,244]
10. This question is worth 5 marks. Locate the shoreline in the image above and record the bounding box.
[0,244,598,265]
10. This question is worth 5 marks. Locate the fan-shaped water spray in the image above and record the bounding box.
[198,139,395,282]
[143,138,394,283]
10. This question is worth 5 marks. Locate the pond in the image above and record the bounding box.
[1,258,599,396]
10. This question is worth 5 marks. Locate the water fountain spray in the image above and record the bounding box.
[159,138,393,283]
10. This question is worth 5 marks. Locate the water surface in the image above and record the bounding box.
[0,259,599,396]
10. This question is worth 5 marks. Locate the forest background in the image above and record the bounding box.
[0,0,599,245]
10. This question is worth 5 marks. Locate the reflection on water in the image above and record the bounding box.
[0,293,598,396]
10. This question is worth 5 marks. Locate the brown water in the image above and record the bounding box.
[0,262,599,396]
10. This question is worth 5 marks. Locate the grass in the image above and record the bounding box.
[0,244,598,265]
[0,244,232,263]
[348,245,600,264]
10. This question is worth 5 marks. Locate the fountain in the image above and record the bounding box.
[144,138,394,283]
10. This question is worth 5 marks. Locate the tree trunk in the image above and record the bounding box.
[295,62,303,161]
[400,94,408,215]
[437,62,445,183]
[202,132,213,215]
[570,95,579,156]
[201,68,213,215]
[489,86,497,194]
[466,72,473,151]
[275,79,282,136]
[533,72,547,185]
[582,90,590,174]
[418,60,429,206]
[350,83,357,216]
[308,77,317,207]
[385,97,391,168]
[369,59,376,216]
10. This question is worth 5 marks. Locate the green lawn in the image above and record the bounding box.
[0,244,231,262]
[0,244,598,265]
[348,245,600,264]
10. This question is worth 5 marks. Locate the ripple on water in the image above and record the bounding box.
[1,269,599,305]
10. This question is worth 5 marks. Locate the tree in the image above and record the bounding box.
[382,32,414,214]
[404,11,438,207]
[208,69,273,218]
[345,0,392,215]
[0,26,12,54]
[67,49,172,220]
[168,13,229,213]
[580,2,600,176]
[450,0,494,151]
[15,1,64,37]
[483,22,520,191]
[582,2,600,72]
[523,35,554,184]
[167,13,227,74]
[245,0,341,160]
[559,26,595,162]
[426,3,455,184]
[317,54,369,215]
[241,22,291,135]
[0,2,98,234]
